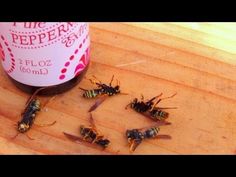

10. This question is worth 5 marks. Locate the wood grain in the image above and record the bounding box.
[0,23,236,154]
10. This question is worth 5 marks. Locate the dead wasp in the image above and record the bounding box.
[80,75,128,112]
[126,93,177,121]
[125,93,163,113]
[12,87,56,140]
[63,113,110,149]
[80,75,121,98]
[126,125,171,152]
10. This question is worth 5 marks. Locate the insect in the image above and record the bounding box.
[80,75,128,112]
[63,113,110,149]
[126,93,177,121]
[125,93,163,113]
[126,125,171,152]
[12,87,57,140]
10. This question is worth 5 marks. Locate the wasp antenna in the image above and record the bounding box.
[11,133,20,140]
[26,133,35,140]
[79,87,88,91]
[162,92,177,100]
[92,75,102,84]
[34,121,57,127]
[25,87,47,106]
[109,75,114,85]
[156,93,163,98]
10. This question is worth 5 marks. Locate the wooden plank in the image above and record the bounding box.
[0,23,236,154]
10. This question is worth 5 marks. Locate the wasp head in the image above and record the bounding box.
[17,123,30,133]
[114,85,120,93]
[130,98,138,108]
[80,125,85,135]
[96,139,110,148]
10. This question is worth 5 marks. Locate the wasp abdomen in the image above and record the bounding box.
[150,109,169,120]
[143,127,160,138]
[82,89,101,98]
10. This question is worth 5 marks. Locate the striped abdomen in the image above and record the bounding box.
[143,127,160,139]
[82,89,102,98]
[149,109,169,120]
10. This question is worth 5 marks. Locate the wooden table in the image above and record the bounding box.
[0,23,236,154]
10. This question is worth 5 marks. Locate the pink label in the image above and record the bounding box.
[0,22,90,86]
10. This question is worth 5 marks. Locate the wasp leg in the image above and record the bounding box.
[12,132,35,141]
[90,75,102,85]
[41,95,57,111]
[125,103,132,109]
[150,93,177,111]
[140,94,144,101]
[109,75,114,86]
[83,134,90,141]
[89,113,97,130]
[84,75,101,85]
[92,135,104,144]
[25,87,47,107]
[129,140,141,152]
[11,132,20,140]
[34,121,56,127]
[116,79,119,87]
[147,93,163,105]
[127,138,132,144]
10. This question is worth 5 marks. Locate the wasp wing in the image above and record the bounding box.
[155,135,172,139]
[63,132,108,151]
[88,95,108,112]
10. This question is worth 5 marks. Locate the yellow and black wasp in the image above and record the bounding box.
[63,113,110,149]
[80,75,127,112]
[12,87,56,140]
[126,93,177,122]
[126,125,171,152]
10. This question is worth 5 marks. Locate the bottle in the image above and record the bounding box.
[0,22,90,95]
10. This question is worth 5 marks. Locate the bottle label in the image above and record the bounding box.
[0,22,90,86]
